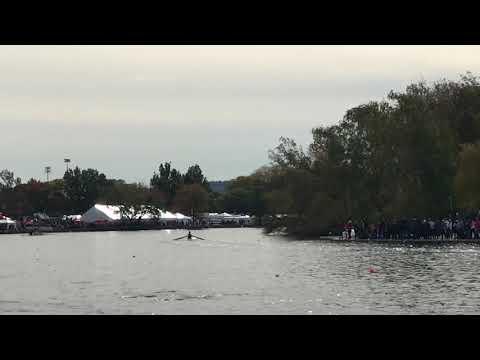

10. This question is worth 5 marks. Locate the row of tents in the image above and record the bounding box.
[79,204,193,225]
[1,205,254,230]
[78,205,253,226]
[202,212,253,225]
[0,212,17,231]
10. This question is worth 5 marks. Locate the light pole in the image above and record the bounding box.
[45,166,51,182]
[64,158,71,173]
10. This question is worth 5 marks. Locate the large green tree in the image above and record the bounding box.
[455,142,480,212]
[0,169,21,190]
[63,167,110,213]
[150,162,183,206]
[98,181,166,221]
[172,183,209,219]
[221,169,271,216]
[261,73,480,236]
[183,164,210,190]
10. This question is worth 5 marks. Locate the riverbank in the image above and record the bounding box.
[0,223,260,235]
[318,236,480,244]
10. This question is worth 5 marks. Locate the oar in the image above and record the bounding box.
[172,235,189,241]
[193,235,207,240]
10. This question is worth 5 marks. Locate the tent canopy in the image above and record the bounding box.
[81,204,191,223]
[0,217,15,224]
[81,204,122,223]
[175,213,192,220]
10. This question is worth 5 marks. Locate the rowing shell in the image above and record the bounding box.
[172,234,207,241]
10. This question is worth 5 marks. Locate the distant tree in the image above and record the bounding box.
[98,182,147,205]
[0,169,21,190]
[150,162,183,206]
[0,189,30,218]
[118,204,150,222]
[222,170,269,216]
[207,191,223,213]
[143,204,162,222]
[268,137,311,170]
[97,181,164,221]
[44,179,68,216]
[13,179,50,214]
[222,187,255,214]
[63,167,109,213]
[145,189,168,210]
[455,142,480,211]
[1,171,26,216]
[183,164,210,190]
[172,184,209,219]
[264,189,293,215]
[208,180,230,194]
[248,73,480,235]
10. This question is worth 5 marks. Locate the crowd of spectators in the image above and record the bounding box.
[342,212,480,240]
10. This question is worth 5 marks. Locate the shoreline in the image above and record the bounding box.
[2,228,479,244]
[318,236,480,244]
[0,224,260,235]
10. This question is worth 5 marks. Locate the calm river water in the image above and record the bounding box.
[1,228,480,314]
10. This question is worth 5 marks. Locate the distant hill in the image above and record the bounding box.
[209,181,231,193]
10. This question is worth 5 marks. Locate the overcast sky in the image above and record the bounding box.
[1,45,480,183]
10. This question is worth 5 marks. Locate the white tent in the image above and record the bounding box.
[174,212,191,220]
[63,214,82,221]
[138,210,190,221]
[81,204,192,224]
[224,214,252,224]
[201,212,252,225]
[160,211,177,220]
[0,217,15,224]
[81,204,122,223]
[0,216,16,230]
[174,212,192,225]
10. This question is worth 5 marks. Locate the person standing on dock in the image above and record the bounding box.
[454,218,464,239]
[345,220,353,240]
[475,217,480,239]
[378,220,386,239]
[471,219,476,239]
[445,218,453,240]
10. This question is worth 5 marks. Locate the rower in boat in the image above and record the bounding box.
[172,231,206,241]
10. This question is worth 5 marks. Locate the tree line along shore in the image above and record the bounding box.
[2,73,480,238]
